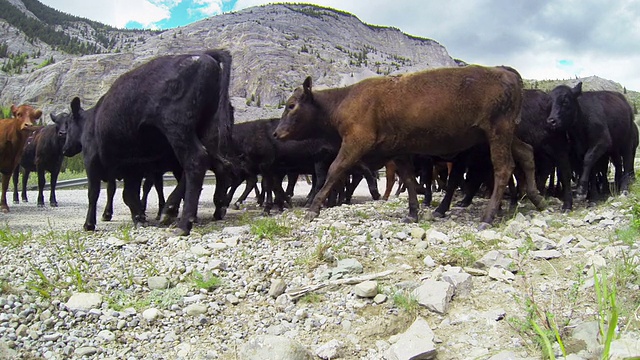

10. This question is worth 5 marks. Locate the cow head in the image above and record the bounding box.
[273,76,319,140]
[50,112,69,140]
[547,82,582,130]
[10,104,41,131]
[60,97,85,157]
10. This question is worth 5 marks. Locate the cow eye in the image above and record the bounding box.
[287,103,295,110]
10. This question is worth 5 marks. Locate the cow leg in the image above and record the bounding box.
[285,172,297,198]
[577,138,611,201]
[511,138,546,211]
[433,158,466,217]
[234,176,256,209]
[272,173,288,210]
[0,173,10,212]
[554,151,573,212]
[382,161,396,201]
[261,173,275,215]
[102,178,116,222]
[36,169,46,207]
[12,166,20,204]
[141,176,154,213]
[306,140,371,220]
[480,130,516,228]
[153,173,166,221]
[160,178,183,225]
[394,157,420,222]
[21,169,30,203]
[122,176,146,227]
[457,166,485,208]
[360,164,381,201]
[49,169,59,207]
[212,168,229,220]
[84,175,101,231]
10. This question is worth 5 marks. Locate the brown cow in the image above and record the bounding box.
[0,104,41,212]
[273,65,546,227]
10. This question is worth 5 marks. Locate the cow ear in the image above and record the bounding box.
[10,104,17,117]
[34,110,42,119]
[50,113,58,123]
[302,76,313,99]
[302,76,313,101]
[70,97,81,116]
[572,82,583,97]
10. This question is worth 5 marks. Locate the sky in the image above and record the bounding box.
[37,0,640,90]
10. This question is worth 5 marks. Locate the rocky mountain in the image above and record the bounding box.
[0,1,637,123]
[0,2,458,121]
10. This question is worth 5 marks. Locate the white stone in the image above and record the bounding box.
[142,308,162,321]
[488,266,515,282]
[386,317,436,360]
[412,280,454,314]
[354,280,378,298]
[65,293,102,311]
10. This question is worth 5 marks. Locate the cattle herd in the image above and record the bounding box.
[1,49,638,235]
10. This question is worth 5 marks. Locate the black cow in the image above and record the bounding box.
[547,82,637,200]
[432,89,575,217]
[12,117,66,207]
[59,49,233,235]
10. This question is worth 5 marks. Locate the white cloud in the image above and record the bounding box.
[40,0,171,28]
[192,0,223,16]
[38,0,640,89]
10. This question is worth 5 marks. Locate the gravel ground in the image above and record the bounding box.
[1,178,639,360]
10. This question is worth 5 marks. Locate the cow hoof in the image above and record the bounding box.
[233,202,241,210]
[561,208,571,214]
[1,208,9,213]
[83,223,96,231]
[455,201,471,208]
[50,202,58,207]
[102,213,113,221]
[304,211,319,221]
[477,222,492,231]
[214,207,227,220]
[12,200,19,204]
[37,203,45,208]
[371,191,381,201]
[173,228,190,236]
[402,215,418,223]
[159,213,176,226]
[432,210,445,218]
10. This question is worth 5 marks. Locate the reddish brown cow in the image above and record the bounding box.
[274,65,546,227]
[0,104,41,212]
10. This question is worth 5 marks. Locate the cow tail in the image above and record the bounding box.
[498,65,524,125]
[205,49,233,153]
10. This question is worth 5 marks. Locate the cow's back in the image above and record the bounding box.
[577,91,634,151]
[336,65,522,156]
[92,54,223,169]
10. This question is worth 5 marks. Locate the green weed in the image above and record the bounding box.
[392,290,419,316]
[594,270,619,360]
[191,271,222,291]
[0,225,30,248]
[250,217,291,240]
[298,293,323,304]
[443,246,476,267]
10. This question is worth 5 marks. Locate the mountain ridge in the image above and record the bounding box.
[0,1,637,121]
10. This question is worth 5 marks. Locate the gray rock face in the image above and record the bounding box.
[0,4,458,123]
